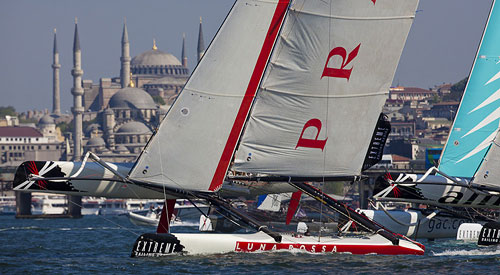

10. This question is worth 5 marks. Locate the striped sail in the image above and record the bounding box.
[438,0,500,178]
[232,0,419,177]
[128,0,290,192]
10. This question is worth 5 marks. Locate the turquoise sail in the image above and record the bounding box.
[439,0,500,177]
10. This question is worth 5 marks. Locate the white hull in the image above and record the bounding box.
[359,209,471,239]
[132,231,424,256]
[128,211,159,227]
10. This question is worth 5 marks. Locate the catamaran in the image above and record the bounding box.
[370,0,500,245]
[13,0,424,255]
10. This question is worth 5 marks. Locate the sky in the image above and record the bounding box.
[0,0,494,113]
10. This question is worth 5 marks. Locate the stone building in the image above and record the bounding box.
[82,22,199,111]
[0,126,63,166]
[75,20,205,162]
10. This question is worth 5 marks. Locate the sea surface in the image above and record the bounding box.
[0,215,499,274]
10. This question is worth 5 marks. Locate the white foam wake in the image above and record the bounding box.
[433,247,500,256]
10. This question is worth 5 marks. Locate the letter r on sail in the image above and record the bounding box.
[321,44,361,80]
[296,119,327,150]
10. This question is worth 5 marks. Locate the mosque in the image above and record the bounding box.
[45,18,206,162]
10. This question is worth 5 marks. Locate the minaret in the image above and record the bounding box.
[181,33,187,68]
[120,20,130,88]
[52,29,61,115]
[71,18,84,161]
[197,17,205,63]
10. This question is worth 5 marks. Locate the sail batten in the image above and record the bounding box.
[260,87,389,98]
[289,8,415,20]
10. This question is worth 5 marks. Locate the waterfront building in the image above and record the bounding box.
[0,126,63,166]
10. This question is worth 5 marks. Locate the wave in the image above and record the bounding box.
[432,247,500,256]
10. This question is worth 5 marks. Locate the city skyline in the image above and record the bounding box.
[0,0,493,113]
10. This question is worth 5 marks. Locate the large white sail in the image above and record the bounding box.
[233,0,419,177]
[128,0,290,192]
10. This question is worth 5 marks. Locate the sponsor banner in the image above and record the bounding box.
[235,241,423,255]
[478,222,500,246]
[362,114,391,171]
[131,233,184,257]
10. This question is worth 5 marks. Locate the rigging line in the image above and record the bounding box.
[470,206,497,221]
[244,181,347,227]
[318,0,333,243]
[238,181,338,223]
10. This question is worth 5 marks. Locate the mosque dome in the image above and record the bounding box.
[38,114,55,125]
[108,87,156,109]
[84,123,101,135]
[86,136,106,147]
[114,145,130,154]
[116,121,152,134]
[131,49,181,67]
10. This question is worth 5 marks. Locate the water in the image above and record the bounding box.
[1,215,499,274]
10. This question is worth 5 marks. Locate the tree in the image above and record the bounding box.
[152,95,166,105]
[443,77,468,102]
[0,106,16,118]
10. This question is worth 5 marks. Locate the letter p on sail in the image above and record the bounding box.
[296,119,327,151]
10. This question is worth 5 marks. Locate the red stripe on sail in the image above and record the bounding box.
[286,191,302,225]
[157,199,176,234]
[208,0,290,192]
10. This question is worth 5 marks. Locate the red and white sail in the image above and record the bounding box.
[128,0,290,192]
[233,0,419,177]
[128,0,419,192]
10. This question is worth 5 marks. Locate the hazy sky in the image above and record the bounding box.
[0,0,493,113]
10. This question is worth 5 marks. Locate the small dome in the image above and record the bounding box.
[85,123,101,135]
[104,108,114,115]
[114,145,129,153]
[116,121,152,134]
[38,114,55,125]
[131,49,181,67]
[108,87,156,109]
[86,136,106,147]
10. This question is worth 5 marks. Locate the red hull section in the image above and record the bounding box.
[235,241,425,255]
